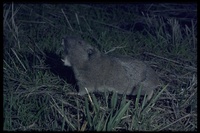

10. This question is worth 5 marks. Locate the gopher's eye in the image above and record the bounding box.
[78,41,82,44]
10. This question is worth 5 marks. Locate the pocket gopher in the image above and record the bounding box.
[61,36,160,100]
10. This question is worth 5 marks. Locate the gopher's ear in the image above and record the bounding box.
[87,48,94,55]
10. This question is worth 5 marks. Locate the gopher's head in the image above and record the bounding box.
[61,37,100,67]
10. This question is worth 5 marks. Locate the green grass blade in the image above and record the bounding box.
[84,97,92,128]
[142,84,168,113]
[111,91,117,108]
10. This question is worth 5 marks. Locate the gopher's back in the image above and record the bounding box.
[75,54,159,96]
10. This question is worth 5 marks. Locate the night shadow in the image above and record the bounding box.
[44,51,78,90]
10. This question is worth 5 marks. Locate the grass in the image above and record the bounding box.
[3,3,197,131]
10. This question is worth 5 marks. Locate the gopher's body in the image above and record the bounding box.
[62,37,160,100]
